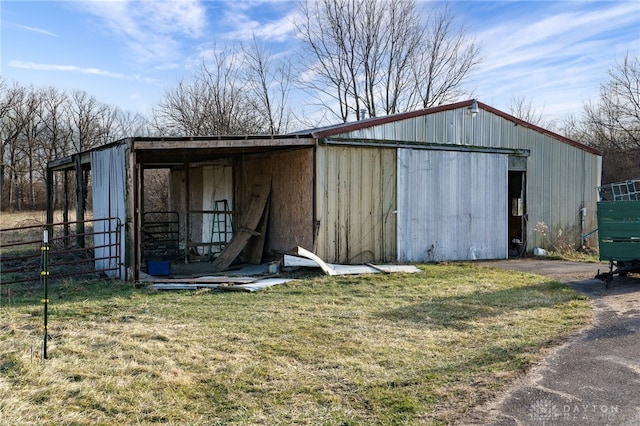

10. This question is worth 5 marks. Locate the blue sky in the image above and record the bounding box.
[1,0,639,127]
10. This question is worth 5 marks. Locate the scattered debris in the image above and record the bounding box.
[151,278,292,293]
[533,247,547,256]
[142,246,420,293]
[291,246,336,275]
[286,247,420,275]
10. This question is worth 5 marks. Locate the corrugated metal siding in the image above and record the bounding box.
[397,149,508,261]
[333,107,601,251]
[315,145,396,263]
[470,111,599,249]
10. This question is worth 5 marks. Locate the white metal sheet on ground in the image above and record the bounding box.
[368,264,420,273]
[323,264,419,274]
[397,149,508,262]
[225,278,293,292]
[284,254,318,268]
[151,278,292,292]
[284,253,420,275]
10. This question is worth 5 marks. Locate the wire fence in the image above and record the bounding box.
[0,217,122,287]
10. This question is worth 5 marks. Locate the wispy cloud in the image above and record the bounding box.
[71,0,208,63]
[9,60,159,84]
[221,3,300,42]
[14,23,58,37]
[476,3,638,72]
[468,2,640,118]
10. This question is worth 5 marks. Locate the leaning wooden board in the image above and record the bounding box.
[211,175,272,271]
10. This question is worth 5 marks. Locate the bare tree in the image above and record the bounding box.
[297,0,368,122]
[112,108,151,139]
[413,5,479,109]
[508,96,548,127]
[0,79,25,197]
[378,0,424,115]
[153,47,266,136]
[296,0,479,122]
[1,79,151,211]
[23,90,44,207]
[581,54,640,183]
[0,84,37,210]
[242,35,293,134]
[37,87,72,159]
[66,90,113,153]
[584,53,640,150]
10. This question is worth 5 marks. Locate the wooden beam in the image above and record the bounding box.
[75,155,85,248]
[133,138,315,151]
[46,167,53,224]
[63,170,70,244]
[243,197,270,264]
[184,161,190,264]
[133,156,142,281]
[211,175,271,271]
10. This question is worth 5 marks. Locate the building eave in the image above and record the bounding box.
[308,99,602,157]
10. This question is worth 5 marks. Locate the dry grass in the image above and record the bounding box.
[0,210,93,229]
[0,264,590,425]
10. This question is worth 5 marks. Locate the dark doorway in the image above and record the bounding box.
[508,171,526,257]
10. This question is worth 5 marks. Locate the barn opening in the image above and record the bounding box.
[508,155,527,257]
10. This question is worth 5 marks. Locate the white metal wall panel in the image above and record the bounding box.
[91,144,128,279]
[397,149,509,262]
[315,145,396,263]
[201,164,233,254]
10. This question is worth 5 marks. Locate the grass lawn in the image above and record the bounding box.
[0,264,590,425]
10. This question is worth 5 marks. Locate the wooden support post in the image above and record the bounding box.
[184,162,190,264]
[136,159,144,279]
[46,166,54,227]
[132,152,141,282]
[63,170,70,244]
[75,155,85,248]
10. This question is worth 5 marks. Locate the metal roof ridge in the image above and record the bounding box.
[476,101,601,156]
[308,99,600,156]
[309,100,473,138]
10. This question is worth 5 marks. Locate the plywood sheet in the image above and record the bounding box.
[237,149,314,254]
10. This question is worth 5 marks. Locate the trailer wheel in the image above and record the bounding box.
[618,261,628,277]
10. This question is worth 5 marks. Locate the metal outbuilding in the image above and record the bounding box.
[47,99,601,280]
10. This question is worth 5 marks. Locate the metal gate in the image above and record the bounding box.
[0,217,122,286]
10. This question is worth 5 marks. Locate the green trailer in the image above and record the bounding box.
[595,180,640,286]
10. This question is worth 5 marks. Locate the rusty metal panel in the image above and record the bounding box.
[397,149,509,261]
[315,145,396,263]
